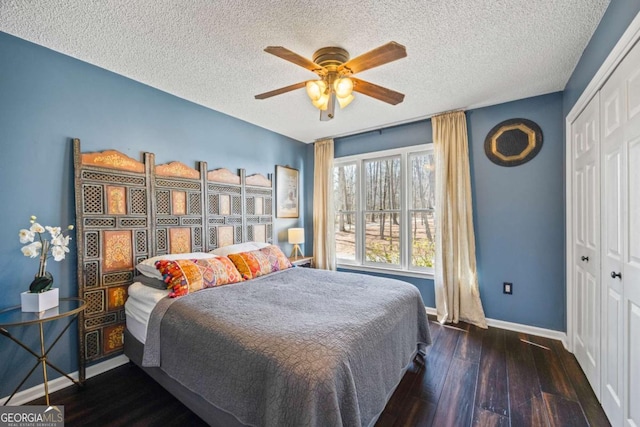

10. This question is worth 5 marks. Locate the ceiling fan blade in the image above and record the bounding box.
[351,77,405,105]
[255,82,307,100]
[264,46,327,74]
[338,41,407,75]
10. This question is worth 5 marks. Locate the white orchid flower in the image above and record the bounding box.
[51,244,69,261]
[21,241,42,258]
[45,226,62,238]
[20,216,73,267]
[52,234,70,247]
[30,222,45,233]
[19,229,35,243]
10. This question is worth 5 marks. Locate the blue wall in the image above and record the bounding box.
[563,0,640,117]
[333,92,565,331]
[468,93,564,330]
[334,120,431,158]
[0,32,307,398]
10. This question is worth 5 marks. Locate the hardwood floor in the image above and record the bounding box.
[29,320,609,426]
[377,321,609,427]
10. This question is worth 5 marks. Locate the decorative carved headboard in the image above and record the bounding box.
[72,138,273,375]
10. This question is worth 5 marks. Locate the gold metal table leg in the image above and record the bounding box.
[39,323,49,406]
[0,313,82,406]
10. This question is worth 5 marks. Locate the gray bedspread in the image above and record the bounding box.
[142,267,431,427]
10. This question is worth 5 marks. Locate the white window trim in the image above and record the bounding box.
[338,263,434,280]
[334,144,434,278]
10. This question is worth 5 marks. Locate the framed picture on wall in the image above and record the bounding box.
[276,165,299,218]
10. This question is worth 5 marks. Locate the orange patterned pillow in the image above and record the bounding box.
[155,257,244,298]
[227,245,292,280]
[260,245,293,270]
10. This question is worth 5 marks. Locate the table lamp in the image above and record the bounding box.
[288,228,304,259]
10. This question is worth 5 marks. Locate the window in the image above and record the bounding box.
[334,162,357,261]
[333,145,435,276]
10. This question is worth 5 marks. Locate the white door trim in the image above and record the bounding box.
[565,11,640,353]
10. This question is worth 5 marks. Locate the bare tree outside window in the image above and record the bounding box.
[334,163,357,260]
[409,153,435,267]
[364,157,401,264]
[333,147,435,272]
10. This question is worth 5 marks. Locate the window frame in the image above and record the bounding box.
[333,144,434,278]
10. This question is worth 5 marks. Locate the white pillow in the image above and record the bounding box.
[210,241,270,257]
[136,252,218,280]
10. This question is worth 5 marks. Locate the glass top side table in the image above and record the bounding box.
[0,297,86,406]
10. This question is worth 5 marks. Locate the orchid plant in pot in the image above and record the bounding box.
[19,215,74,294]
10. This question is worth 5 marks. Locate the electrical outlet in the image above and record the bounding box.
[503,282,513,294]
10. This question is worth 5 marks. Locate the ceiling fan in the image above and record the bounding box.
[255,41,407,121]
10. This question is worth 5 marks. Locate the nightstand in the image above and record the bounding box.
[0,298,86,405]
[289,256,314,268]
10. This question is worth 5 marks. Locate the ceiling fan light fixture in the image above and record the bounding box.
[256,42,406,120]
[334,77,354,98]
[337,93,354,109]
[306,80,326,101]
[312,92,330,110]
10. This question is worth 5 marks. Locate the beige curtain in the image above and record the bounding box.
[432,111,487,328]
[313,139,336,270]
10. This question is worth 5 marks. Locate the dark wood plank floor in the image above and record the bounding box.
[29,320,609,426]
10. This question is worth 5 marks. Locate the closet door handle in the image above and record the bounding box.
[581,256,589,262]
[611,271,622,279]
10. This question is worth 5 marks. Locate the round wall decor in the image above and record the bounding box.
[484,118,543,167]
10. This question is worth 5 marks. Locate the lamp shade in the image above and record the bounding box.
[312,92,330,110]
[288,228,305,244]
[337,93,354,108]
[334,77,354,98]
[306,80,326,101]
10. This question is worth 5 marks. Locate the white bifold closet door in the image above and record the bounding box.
[599,38,640,427]
[572,91,601,396]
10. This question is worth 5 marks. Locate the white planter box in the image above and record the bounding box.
[21,288,59,312]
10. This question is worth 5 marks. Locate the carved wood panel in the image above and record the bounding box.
[150,154,204,256]
[73,139,274,373]
[74,139,151,375]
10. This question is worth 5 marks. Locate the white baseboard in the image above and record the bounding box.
[0,354,129,406]
[425,307,569,350]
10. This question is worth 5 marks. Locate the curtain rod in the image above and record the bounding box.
[314,109,465,143]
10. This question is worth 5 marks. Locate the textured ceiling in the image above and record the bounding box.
[0,0,609,143]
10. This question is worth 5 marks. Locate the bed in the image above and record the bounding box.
[125,266,430,426]
[72,140,431,426]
